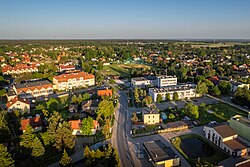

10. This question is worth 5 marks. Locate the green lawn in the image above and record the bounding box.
[199,103,248,125]
[134,124,160,134]
[171,134,228,166]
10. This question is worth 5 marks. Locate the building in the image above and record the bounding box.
[143,140,180,167]
[203,124,249,157]
[97,87,113,97]
[69,119,99,135]
[68,104,78,113]
[13,80,53,98]
[2,64,38,75]
[20,114,43,132]
[149,84,196,102]
[6,96,30,113]
[59,65,75,72]
[230,81,249,93]
[53,71,95,91]
[131,77,156,88]
[155,75,177,87]
[81,100,100,116]
[142,107,160,125]
[230,115,250,142]
[160,121,189,133]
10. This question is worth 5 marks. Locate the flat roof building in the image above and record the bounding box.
[230,115,250,142]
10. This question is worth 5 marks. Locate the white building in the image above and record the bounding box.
[131,77,156,88]
[203,124,249,157]
[230,81,249,93]
[53,71,95,91]
[155,75,177,87]
[149,84,196,102]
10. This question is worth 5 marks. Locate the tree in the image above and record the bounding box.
[184,103,199,120]
[81,117,94,136]
[168,113,175,120]
[84,146,91,158]
[0,144,14,167]
[196,81,208,95]
[82,93,90,101]
[173,92,179,101]
[211,86,221,96]
[0,89,6,97]
[36,104,45,111]
[218,81,231,94]
[54,121,75,150]
[0,112,11,143]
[71,95,78,104]
[20,124,35,149]
[31,137,45,158]
[59,149,72,167]
[131,112,139,123]
[46,98,59,112]
[166,93,171,101]
[97,100,114,120]
[156,94,162,103]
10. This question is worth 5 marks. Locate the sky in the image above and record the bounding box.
[1,0,250,39]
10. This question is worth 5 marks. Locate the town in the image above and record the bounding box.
[0,40,250,167]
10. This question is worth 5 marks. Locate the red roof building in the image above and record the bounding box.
[20,115,43,132]
[97,87,113,97]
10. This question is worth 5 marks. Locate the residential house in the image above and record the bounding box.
[143,140,180,167]
[230,115,250,142]
[13,80,53,98]
[69,119,99,135]
[230,81,249,93]
[53,71,95,91]
[142,107,160,125]
[203,124,249,157]
[20,114,43,132]
[2,64,38,75]
[59,65,75,72]
[160,121,189,133]
[68,104,78,113]
[81,100,99,116]
[6,96,30,114]
[97,87,113,97]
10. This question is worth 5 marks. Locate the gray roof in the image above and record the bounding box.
[143,140,177,163]
[150,84,196,93]
[14,80,52,89]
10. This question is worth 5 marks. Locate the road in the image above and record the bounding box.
[111,91,141,167]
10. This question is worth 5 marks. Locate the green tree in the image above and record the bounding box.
[97,100,114,120]
[31,137,45,158]
[71,95,78,104]
[82,93,90,101]
[20,124,35,149]
[156,94,162,103]
[218,81,231,94]
[173,92,179,101]
[0,112,11,143]
[168,113,175,120]
[59,149,72,167]
[46,98,59,112]
[0,89,6,97]
[211,86,221,96]
[36,104,45,111]
[196,81,208,95]
[84,146,91,158]
[166,93,171,101]
[0,144,14,167]
[184,103,199,120]
[81,117,94,136]
[54,121,75,150]
[131,112,139,123]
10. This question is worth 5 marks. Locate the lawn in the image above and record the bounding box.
[199,103,248,125]
[100,63,150,76]
[134,124,160,134]
[171,134,228,166]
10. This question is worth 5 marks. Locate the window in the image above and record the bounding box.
[153,116,154,118]
[148,116,150,118]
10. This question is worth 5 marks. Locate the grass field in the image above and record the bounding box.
[100,63,150,76]
[199,103,248,125]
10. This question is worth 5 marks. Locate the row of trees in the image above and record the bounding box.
[133,88,153,107]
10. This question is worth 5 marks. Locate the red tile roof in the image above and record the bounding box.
[224,138,249,151]
[6,96,29,108]
[69,120,81,130]
[214,124,237,138]
[21,115,42,131]
[53,71,94,82]
[97,89,112,97]
[1,64,38,73]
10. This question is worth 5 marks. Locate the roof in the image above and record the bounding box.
[224,138,249,151]
[165,121,188,129]
[214,124,237,138]
[81,100,99,108]
[143,140,177,163]
[69,120,81,130]
[142,107,159,114]
[231,115,250,128]
[21,115,42,131]
[97,88,112,97]
[53,71,94,82]
[2,64,37,73]
[6,96,29,108]
[14,80,52,93]
[68,104,78,111]
[149,84,196,93]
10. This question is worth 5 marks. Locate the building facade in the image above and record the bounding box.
[6,97,30,114]
[149,84,196,102]
[203,124,249,157]
[2,64,38,75]
[230,115,250,142]
[53,71,95,90]
[131,77,155,88]
[155,75,177,87]
[142,107,160,125]
[13,80,53,98]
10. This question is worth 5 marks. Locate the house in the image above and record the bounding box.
[6,96,30,114]
[13,80,53,98]
[208,76,220,85]
[68,104,78,113]
[160,121,189,132]
[143,140,180,167]
[97,87,113,97]
[6,89,17,101]
[142,107,160,125]
[230,81,249,93]
[53,71,95,91]
[81,100,99,116]
[149,84,196,102]
[20,114,43,132]
[1,64,38,75]
[69,119,100,135]
[59,65,75,72]
[230,115,250,142]
[203,124,249,157]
